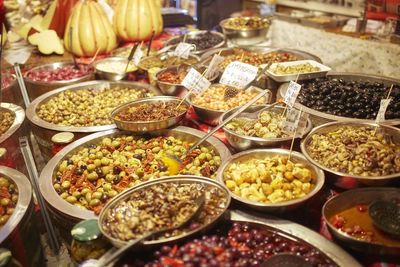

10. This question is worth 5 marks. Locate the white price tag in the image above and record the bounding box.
[133,47,144,66]
[182,68,211,94]
[375,99,392,123]
[219,61,258,89]
[173,42,195,59]
[284,81,302,108]
[204,54,224,80]
[283,108,309,136]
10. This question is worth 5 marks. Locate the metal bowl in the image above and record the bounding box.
[278,72,400,126]
[98,176,231,248]
[26,80,161,160]
[39,127,231,225]
[0,167,44,266]
[23,61,94,101]
[138,52,200,72]
[155,64,220,97]
[93,57,138,81]
[0,103,27,175]
[301,121,400,188]
[187,85,271,126]
[221,104,313,151]
[165,30,226,55]
[217,148,325,212]
[322,187,400,256]
[111,96,189,132]
[220,17,270,46]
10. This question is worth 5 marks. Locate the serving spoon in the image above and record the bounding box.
[81,193,206,267]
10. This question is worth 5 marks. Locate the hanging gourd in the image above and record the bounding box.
[113,0,163,42]
[64,0,117,57]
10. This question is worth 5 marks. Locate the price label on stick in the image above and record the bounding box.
[182,68,211,94]
[283,107,309,136]
[284,81,302,108]
[375,99,392,123]
[204,54,224,80]
[219,61,258,89]
[174,43,195,59]
[133,46,144,66]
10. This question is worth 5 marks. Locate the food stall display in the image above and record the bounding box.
[2,1,400,266]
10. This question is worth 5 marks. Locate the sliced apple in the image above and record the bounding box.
[29,30,64,55]
[41,0,57,30]
[15,15,44,40]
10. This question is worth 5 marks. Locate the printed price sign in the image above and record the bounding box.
[204,54,224,80]
[219,61,258,89]
[133,46,144,66]
[173,43,196,59]
[283,107,309,136]
[375,99,392,123]
[182,68,211,94]
[284,81,302,108]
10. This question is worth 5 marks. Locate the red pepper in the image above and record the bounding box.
[160,257,184,267]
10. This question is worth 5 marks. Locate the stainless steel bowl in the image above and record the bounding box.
[301,121,400,188]
[94,57,138,81]
[165,30,226,55]
[26,80,161,161]
[323,187,400,256]
[155,64,220,97]
[278,72,400,126]
[111,96,189,132]
[24,61,94,101]
[98,176,231,248]
[138,52,201,72]
[221,104,313,151]
[0,167,44,266]
[39,127,231,225]
[220,17,270,46]
[188,85,271,126]
[217,148,325,212]
[0,103,27,175]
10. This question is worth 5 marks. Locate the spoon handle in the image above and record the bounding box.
[188,89,271,154]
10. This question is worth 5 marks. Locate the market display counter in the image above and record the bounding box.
[269,19,400,79]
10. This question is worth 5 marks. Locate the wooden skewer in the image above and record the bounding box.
[147,31,155,56]
[176,68,208,110]
[288,106,303,162]
[373,84,394,136]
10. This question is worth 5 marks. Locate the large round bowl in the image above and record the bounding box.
[39,127,231,239]
[0,103,27,175]
[301,121,400,188]
[217,148,325,212]
[278,72,400,126]
[93,57,138,81]
[138,52,201,72]
[323,187,400,256]
[188,85,272,126]
[221,104,313,151]
[220,17,270,46]
[165,30,226,55]
[111,96,189,132]
[98,176,231,248]
[155,64,220,97]
[23,61,94,101]
[0,167,45,266]
[26,80,161,160]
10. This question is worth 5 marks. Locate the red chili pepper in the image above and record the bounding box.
[160,257,184,267]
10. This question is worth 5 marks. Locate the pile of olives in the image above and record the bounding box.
[297,78,400,120]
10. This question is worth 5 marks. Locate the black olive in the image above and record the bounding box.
[113,166,122,174]
[133,154,143,160]
[80,164,87,170]
[89,144,97,149]
[113,176,121,184]
[353,111,361,118]
[337,104,345,110]
[75,168,83,175]
[95,167,104,177]
[67,159,74,165]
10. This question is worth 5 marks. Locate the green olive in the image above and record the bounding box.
[93,159,101,167]
[53,183,61,190]
[101,158,109,166]
[66,196,77,203]
[0,215,10,225]
[0,177,9,187]
[89,199,100,207]
[107,190,118,198]
[60,192,69,199]
[92,192,102,199]
[87,164,96,171]
[87,172,99,181]
[61,180,71,189]
[0,199,10,206]
[81,188,90,195]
